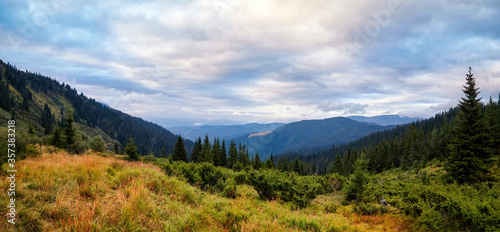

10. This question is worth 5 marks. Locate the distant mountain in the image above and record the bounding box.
[348,115,419,126]
[168,123,285,141]
[232,117,394,158]
[0,59,193,156]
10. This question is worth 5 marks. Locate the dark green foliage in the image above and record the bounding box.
[212,137,226,166]
[172,135,188,162]
[114,141,119,154]
[252,153,263,170]
[248,169,321,208]
[227,140,238,168]
[51,127,63,148]
[201,135,212,163]
[264,154,275,169]
[446,68,494,185]
[63,113,76,153]
[330,154,344,175]
[125,138,139,161]
[238,143,250,167]
[40,103,55,135]
[353,203,388,216]
[191,137,202,163]
[90,135,106,152]
[345,153,370,203]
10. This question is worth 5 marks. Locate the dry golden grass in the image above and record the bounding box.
[1,147,415,231]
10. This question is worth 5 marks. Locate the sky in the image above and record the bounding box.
[1,0,500,127]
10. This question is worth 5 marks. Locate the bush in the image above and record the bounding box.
[234,171,247,185]
[353,203,388,216]
[24,144,41,158]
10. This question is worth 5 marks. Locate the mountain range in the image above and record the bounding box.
[0,59,193,156]
[231,117,395,158]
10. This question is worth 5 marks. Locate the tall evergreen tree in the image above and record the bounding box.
[253,153,263,170]
[227,140,238,168]
[331,154,344,175]
[41,103,54,135]
[345,153,370,203]
[220,139,227,167]
[265,154,275,169]
[172,135,188,162]
[191,137,203,163]
[63,113,76,153]
[446,67,494,185]
[212,137,222,166]
[125,137,139,161]
[51,127,63,148]
[293,158,301,174]
[114,141,120,154]
[201,135,212,163]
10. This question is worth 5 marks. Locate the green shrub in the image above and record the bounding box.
[353,203,388,216]
[324,203,339,213]
[234,171,247,185]
[24,144,41,158]
[222,179,238,199]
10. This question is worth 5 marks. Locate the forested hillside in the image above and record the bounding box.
[0,59,192,158]
[232,117,394,158]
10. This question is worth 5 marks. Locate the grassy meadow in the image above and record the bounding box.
[1,146,415,232]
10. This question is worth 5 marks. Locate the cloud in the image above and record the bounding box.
[0,0,499,125]
[317,101,369,115]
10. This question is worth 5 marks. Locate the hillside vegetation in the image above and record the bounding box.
[1,147,414,232]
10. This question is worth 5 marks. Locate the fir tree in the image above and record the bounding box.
[201,135,212,163]
[253,153,263,170]
[227,140,238,169]
[212,137,222,166]
[125,137,139,161]
[51,127,62,148]
[191,137,203,163]
[220,139,227,167]
[345,153,369,203]
[114,142,119,154]
[172,135,188,162]
[331,154,344,175]
[63,113,76,153]
[446,67,494,185]
[265,154,275,169]
[293,158,301,174]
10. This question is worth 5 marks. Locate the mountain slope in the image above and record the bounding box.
[347,115,419,126]
[168,123,285,141]
[233,117,394,158]
[0,59,192,156]
[0,148,414,231]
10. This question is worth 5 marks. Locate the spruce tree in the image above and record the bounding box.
[114,142,119,154]
[191,137,202,163]
[345,153,369,203]
[446,67,494,184]
[63,113,76,153]
[220,139,227,167]
[212,137,222,166]
[265,154,275,169]
[172,135,188,162]
[125,137,139,161]
[293,158,301,174]
[51,127,62,148]
[331,154,344,175]
[253,153,263,170]
[227,140,238,168]
[201,135,212,163]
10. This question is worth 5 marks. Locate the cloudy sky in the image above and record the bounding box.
[1,0,500,126]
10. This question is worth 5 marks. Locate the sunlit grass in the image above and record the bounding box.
[0,147,414,231]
